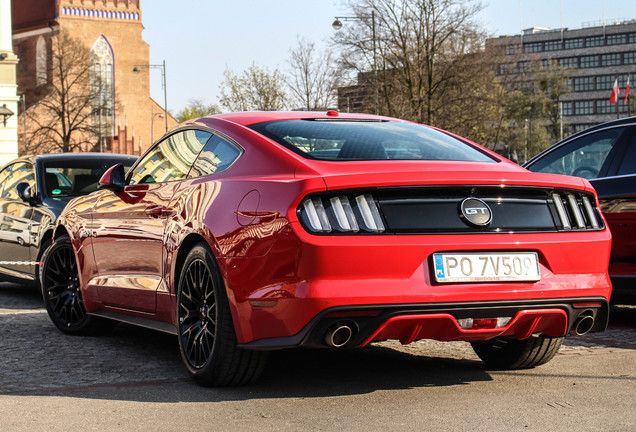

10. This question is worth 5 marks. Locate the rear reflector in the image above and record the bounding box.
[457,317,511,330]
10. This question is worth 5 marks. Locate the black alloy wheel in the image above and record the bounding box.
[179,255,217,368]
[41,235,115,335]
[177,243,267,386]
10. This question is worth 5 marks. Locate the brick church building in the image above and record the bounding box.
[11,0,177,155]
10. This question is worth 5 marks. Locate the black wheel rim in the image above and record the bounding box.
[44,244,86,327]
[179,258,216,369]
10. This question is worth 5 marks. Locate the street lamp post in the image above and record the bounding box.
[332,10,379,115]
[150,104,164,144]
[133,60,168,132]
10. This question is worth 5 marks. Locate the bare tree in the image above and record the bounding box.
[219,63,287,111]
[25,31,112,154]
[333,0,505,144]
[287,37,340,110]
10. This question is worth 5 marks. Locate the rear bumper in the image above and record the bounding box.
[238,298,609,349]
[219,208,613,346]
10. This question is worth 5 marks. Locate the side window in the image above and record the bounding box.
[528,128,626,179]
[0,165,13,197]
[188,135,242,178]
[0,162,35,199]
[616,135,636,175]
[129,130,212,185]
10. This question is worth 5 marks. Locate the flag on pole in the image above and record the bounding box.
[610,78,620,104]
[624,76,630,104]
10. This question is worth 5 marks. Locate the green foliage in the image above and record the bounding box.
[175,99,221,122]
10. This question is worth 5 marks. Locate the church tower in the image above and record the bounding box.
[11,0,175,155]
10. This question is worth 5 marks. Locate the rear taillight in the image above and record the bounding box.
[551,191,602,230]
[299,194,385,234]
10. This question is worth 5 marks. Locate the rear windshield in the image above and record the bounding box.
[42,158,136,198]
[248,119,495,162]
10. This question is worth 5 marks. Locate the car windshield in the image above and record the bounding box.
[248,119,496,162]
[42,158,135,198]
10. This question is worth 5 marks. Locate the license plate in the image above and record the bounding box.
[432,252,540,283]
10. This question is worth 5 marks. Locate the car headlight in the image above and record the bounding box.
[299,194,385,233]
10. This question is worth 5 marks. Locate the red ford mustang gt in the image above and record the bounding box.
[41,111,612,386]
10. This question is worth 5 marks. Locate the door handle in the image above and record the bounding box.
[144,205,165,217]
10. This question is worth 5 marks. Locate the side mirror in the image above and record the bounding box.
[98,164,125,192]
[16,182,37,204]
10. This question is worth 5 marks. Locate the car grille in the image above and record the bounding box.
[298,186,604,235]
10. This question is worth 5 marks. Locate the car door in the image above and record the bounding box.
[90,129,212,313]
[525,124,636,286]
[589,127,636,281]
[0,161,36,280]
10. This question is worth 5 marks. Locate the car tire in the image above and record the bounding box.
[177,243,268,387]
[40,235,116,335]
[470,336,564,369]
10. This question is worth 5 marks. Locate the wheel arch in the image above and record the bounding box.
[36,229,54,259]
[172,232,244,339]
[173,232,230,298]
[52,225,70,243]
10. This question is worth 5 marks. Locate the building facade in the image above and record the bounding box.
[489,20,636,136]
[0,0,19,165]
[11,0,176,156]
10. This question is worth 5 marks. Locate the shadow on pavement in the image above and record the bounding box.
[0,283,633,402]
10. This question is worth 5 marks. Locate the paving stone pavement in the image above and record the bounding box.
[1,283,634,394]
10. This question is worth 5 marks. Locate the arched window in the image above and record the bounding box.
[36,36,47,86]
[90,36,115,140]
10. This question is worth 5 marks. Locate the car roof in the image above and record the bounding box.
[3,152,136,166]
[32,152,136,161]
[203,111,400,127]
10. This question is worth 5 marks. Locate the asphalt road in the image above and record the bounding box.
[1,283,634,431]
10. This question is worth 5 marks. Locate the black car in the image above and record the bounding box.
[524,117,636,303]
[0,153,137,286]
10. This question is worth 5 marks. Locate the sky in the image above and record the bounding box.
[140,0,636,113]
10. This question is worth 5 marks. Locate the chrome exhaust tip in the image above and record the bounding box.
[325,324,353,348]
[573,314,595,336]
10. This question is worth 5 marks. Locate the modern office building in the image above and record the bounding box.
[488,19,636,135]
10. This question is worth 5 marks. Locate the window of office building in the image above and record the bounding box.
[562,102,573,116]
[596,99,613,114]
[585,36,604,47]
[524,42,542,53]
[574,76,595,92]
[630,33,636,43]
[559,57,578,68]
[597,75,614,90]
[597,75,629,90]
[544,40,562,51]
[601,53,622,66]
[606,34,627,45]
[574,124,594,133]
[624,52,636,64]
[580,55,599,68]
[574,100,594,115]
[564,38,584,49]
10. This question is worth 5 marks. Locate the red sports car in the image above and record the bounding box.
[41,111,612,386]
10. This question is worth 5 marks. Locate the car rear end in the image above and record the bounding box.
[283,168,611,351]
[222,114,612,367]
